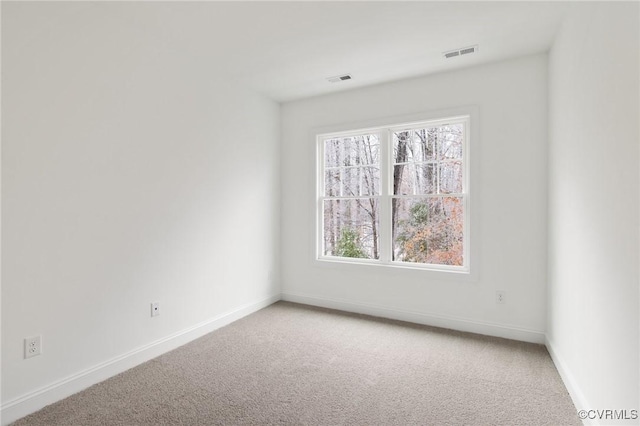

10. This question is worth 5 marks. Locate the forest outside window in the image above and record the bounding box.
[317,116,469,272]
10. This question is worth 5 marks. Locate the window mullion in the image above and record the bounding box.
[435,129,441,194]
[379,130,392,263]
[317,140,325,258]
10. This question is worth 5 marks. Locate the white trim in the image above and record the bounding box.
[0,294,280,426]
[281,292,545,344]
[308,106,481,283]
[4,294,593,426]
[388,116,469,132]
[314,256,472,276]
[545,336,593,426]
[318,128,381,141]
[379,129,391,263]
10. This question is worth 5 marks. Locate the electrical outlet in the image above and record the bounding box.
[24,336,42,359]
[151,301,160,317]
[496,291,506,304]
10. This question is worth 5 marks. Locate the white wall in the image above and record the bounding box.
[281,54,549,343]
[547,2,639,419]
[1,2,280,419]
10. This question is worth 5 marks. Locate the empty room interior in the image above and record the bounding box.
[1,1,639,425]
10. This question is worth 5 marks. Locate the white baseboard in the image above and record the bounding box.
[545,336,593,426]
[4,293,587,426]
[281,292,546,344]
[0,294,280,426]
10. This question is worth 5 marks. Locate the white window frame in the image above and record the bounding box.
[316,114,471,273]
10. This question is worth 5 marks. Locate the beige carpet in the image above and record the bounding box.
[12,301,580,425]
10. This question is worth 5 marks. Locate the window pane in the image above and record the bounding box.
[394,130,436,162]
[393,164,437,195]
[439,161,463,194]
[393,131,410,164]
[342,166,380,196]
[324,138,340,168]
[351,136,379,166]
[325,135,379,168]
[324,169,341,196]
[323,198,380,259]
[360,167,380,196]
[437,124,463,160]
[324,167,380,197]
[394,125,463,163]
[392,197,463,266]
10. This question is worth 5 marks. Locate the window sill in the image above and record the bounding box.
[314,257,476,282]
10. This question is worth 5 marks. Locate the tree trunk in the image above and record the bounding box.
[392,132,409,248]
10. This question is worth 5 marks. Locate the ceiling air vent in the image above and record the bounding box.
[443,45,478,59]
[327,74,352,83]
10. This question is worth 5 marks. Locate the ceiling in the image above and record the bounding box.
[4,1,570,102]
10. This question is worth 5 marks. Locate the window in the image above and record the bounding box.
[317,115,469,272]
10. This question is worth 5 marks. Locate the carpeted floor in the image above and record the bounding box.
[12,301,580,425]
